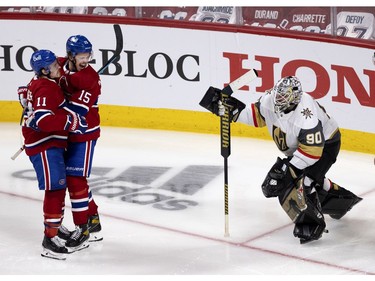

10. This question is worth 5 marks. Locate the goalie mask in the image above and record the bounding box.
[273,76,302,114]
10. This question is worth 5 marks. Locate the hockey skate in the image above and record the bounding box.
[88,214,103,242]
[65,224,90,253]
[57,224,73,242]
[41,235,68,260]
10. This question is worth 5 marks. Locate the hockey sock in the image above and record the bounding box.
[67,175,89,225]
[88,186,99,216]
[44,189,66,238]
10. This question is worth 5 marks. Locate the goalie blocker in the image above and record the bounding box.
[199,86,246,122]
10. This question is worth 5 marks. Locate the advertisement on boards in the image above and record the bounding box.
[0,19,374,133]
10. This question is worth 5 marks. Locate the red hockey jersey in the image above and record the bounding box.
[22,76,70,156]
[58,57,101,143]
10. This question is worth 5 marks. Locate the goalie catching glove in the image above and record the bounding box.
[199,86,246,122]
[261,157,302,198]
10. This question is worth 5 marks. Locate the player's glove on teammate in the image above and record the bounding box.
[65,112,88,134]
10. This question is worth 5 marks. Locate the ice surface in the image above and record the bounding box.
[0,123,374,275]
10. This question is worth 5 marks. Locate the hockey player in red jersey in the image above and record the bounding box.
[55,35,103,247]
[22,49,87,259]
[201,76,362,244]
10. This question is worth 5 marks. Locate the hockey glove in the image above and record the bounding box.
[17,86,28,108]
[199,86,222,115]
[65,112,88,134]
[25,113,40,131]
[199,86,246,122]
[222,95,246,122]
[57,75,73,97]
[261,157,302,198]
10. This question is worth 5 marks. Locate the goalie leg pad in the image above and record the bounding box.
[278,178,308,222]
[293,192,326,244]
[317,185,362,220]
[278,182,326,244]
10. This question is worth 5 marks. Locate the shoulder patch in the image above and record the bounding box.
[301,107,313,119]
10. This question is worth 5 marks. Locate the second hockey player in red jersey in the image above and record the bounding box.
[56,35,103,248]
[22,49,87,259]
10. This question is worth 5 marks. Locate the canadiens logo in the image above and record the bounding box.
[301,107,313,119]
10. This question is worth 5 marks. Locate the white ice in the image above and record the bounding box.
[0,122,374,275]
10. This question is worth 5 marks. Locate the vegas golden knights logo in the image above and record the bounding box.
[272,125,289,151]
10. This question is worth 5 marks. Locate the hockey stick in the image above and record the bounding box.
[11,146,24,160]
[221,69,258,96]
[11,24,123,160]
[97,24,123,75]
[220,69,258,237]
[221,94,231,237]
[10,107,26,160]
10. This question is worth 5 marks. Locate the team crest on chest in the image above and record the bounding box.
[301,108,313,119]
[272,126,289,151]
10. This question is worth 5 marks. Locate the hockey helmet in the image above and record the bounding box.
[66,35,92,57]
[273,76,302,114]
[30,49,57,76]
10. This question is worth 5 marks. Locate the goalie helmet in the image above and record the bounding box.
[273,76,302,114]
[66,35,92,57]
[30,49,57,76]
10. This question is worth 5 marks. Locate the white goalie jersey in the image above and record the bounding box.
[237,91,339,170]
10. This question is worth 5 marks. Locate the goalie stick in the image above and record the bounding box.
[221,69,258,96]
[220,69,258,237]
[11,24,123,160]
